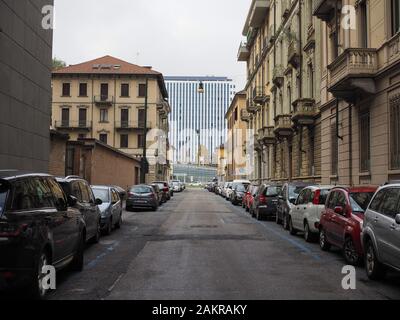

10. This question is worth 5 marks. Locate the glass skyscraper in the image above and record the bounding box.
[165,76,235,164]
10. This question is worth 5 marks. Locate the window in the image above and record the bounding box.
[296,190,306,205]
[100,109,108,122]
[359,1,368,47]
[79,83,87,97]
[79,181,91,203]
[138,83,147,97]
[99,134,108,144]
[11,178,54,210]
[71,182,83,202]
[121,83,130,97]
[392,0,400,35]
[331,122,338,175]
[308,64,314,98]
[138,134,145,148]
[370,189,386,212]
[336,192,347,209]
[327,192,338,209]
[360,111,371,172]
[61,108,70,127]
[350,192,375,212]
[138,109,145,127]
[78,108,87,127]
[120,134,129,148]
[380,188,400,218]
[46,178,67,210]
[100,83,109,100]
[390,95,400,169]
[62,83,70,96]
[121,109,129,127]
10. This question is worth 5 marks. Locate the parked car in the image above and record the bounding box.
[91,186,123,235]
[0,171,85,299]
[253,184,282,220]
[230,183,247,205]
[150,184,164,205]
[288,186,332,242]
[245,185,259,214]
[111,185,127,201]
[362,184,400,279]
[172,180,183,192]
[276,182,315,230]
[221,182,228,198]
[319,186,377,265]
[225,182,234,201]
[153,181,170,201]
[168,182,174,198]
[126,185,159,211]
[56,176,102,244]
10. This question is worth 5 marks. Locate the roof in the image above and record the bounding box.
[52,55,169,99]
[225,90,247,118]
[52,55,161,76]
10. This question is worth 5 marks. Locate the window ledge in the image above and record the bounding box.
[359,171,371,177]
[388,169,400,175]
[329,175,338,179]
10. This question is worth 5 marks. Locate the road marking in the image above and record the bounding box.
[108,274,124,292]
[86,241,120,269]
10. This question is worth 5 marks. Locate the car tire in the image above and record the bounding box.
[30,250,51,299]
[344,237,362,266]
[304,222,314,243]
[275,212,281,224]
[365,240,386,280]
[105,218,112,236]
[289,217,297,235]
[70,232,85,272]
[115,213,122,229]
[319,228,331,251]
[283,213,289,230]
[152,206,157,211]
[256,208,263,221]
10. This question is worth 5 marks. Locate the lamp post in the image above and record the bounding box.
[197,81,204,166]
[140,77,149,183]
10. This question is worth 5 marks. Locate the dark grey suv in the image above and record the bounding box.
[362,184,400,280]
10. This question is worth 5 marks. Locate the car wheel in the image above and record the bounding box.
[319,228,331,251]
[304,222,314,243]
[90,220,101,244]
[275,212,281,224]
[289,217,297,235]
[70,232,85,272]
[105,218,112,236]
[365,240,386,280]
[115,213,122,229]
[256,208,263,221]
[152,206,158,211]
[283,213,289,230]
[30,250,50,299]
[344,237,362,266]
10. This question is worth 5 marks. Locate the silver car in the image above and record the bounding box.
[91,185,123,235]
[362,184,400,280]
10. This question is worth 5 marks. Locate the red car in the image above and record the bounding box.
[244,185,259,214]
[319,186,377,265]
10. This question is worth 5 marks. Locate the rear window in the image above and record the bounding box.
[92,188,110,203]
[318,189,330,205]
[131,186,152,194]
[265,186,282,197]
[350,192,375,213]
[236,184,246,192]
[289,186,305,200]
[0,191,7,215]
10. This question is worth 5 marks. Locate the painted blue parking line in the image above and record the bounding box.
[86,241,120,269]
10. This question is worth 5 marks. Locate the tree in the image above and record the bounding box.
[52,57,66,70]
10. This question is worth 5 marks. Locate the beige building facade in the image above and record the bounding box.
[51,56,171,183]
[238,0,400,186]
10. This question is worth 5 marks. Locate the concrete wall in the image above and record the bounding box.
[0,0,53,171]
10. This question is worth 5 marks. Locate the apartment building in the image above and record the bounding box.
[238,0,322,184]
[0,0,53,171]
[314,0,400,185]
[51,55,171,182]
[225,90,248,181]
[238,0,400,186]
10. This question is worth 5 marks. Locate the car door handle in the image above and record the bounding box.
[374,217,379,223]
[390,224,396,230]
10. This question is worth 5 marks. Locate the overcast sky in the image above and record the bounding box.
[53,0,249,90]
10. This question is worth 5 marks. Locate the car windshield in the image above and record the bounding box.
[350,192,375,213]
[236,184,246,192]
[92,188,110,203]
[265,186,282,197]
[173,182,180,186]
[131,186,152,194]
[289,186,305,200]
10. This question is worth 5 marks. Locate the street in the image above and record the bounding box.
[47,189,400,300]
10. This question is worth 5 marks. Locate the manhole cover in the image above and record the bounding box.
[190,225,219,229]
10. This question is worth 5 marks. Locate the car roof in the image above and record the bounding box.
[0,170,52,180]
[284,181,316,187]
[91,185,112,190]
[331,186,378,193]
[303,185,334,190]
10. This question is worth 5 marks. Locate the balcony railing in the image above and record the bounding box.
[238,41,250,61]
[252,86,268,103]
[328,48,378,102]
[246,99,258,114]
[94,95,114,105]
[258,126,276,145]
[274,115,293,137]
[55,120,92,130]
[313,0,337,22]
[292,99,317,126]
[115,121,152,130]
[272,65,284,88]
[288,40,300,68]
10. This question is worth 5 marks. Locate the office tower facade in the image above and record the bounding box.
[165,76,235,165]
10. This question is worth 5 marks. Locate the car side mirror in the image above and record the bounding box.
[289,198,297,205]
[334,206,344,215]
[95,198,103,205]
[395,214,400,225]
[67,195,77,207]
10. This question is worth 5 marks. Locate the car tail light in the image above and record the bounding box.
[0,223,28,238]
[163,187,169,192]
[313,190,321,205]
[259,195,267,204]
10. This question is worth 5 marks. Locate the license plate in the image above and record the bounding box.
[135,200,147,203]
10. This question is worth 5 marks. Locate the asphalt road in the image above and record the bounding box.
[45,188,400,300]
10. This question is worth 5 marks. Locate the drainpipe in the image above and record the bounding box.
[348,103,353,186]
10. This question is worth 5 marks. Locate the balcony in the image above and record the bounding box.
[292,99,317,126]
[327,48,378,103]
[238,41,250,61]
[268,25,276,44]
[274,115,293,137]
[249,1,270,28]
[246,99,258,114]
[313,0,338,22]
[258,126,276,145]
[253,134,263,152]
[272,65,284,88]
[240,109,250,122]
[246,27,257,46]
[252,86,269,104]
[94,95,114,106]
[288,40,300,68]
[115,121,152,131]
[55,120,92,131]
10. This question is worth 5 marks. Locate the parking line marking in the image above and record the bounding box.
[86,241,120,269]
[108,274,124,292]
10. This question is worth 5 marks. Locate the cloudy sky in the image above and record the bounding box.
[53,0,249,89]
